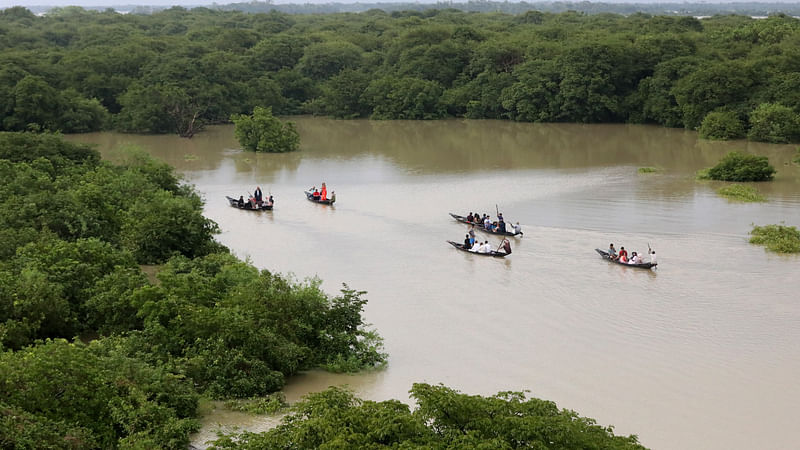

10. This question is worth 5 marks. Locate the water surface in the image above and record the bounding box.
[69,119,800,450]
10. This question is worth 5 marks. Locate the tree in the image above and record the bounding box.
[231,106,300,153]
[699,111,746,140]
[747,102,800,143]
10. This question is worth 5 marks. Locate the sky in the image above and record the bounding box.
[3,0,797,8]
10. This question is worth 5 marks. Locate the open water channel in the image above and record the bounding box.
[69,118,800,450]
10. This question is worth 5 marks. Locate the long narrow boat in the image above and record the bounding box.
[595,249,657,269]
[447,240,509,258]
[226,196,273,211]
[305,191,335,205]
[449,213,522,237]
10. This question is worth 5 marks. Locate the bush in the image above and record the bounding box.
[699,111,745,140]
[747,103,800,144]
[638,167,658,173]
[231,106,299,153]
[749,224,800,253]
[212,384,647,449]
[716,184,766,202]
[706,151,775,182]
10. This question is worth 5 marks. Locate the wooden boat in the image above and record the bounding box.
[449,213,522,237]
[226,196,273,211]
[595,249,657,269]
[305,190,335,205]
[447,240,509,258]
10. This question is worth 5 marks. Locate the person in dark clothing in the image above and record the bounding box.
[254,186,263,205]
[237,195,245,207]
[464,234,472,249]
[498,219,507,233]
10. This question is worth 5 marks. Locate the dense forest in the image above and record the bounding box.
[1,5,800,142]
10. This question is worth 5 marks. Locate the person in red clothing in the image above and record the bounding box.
[320,182,328,201]
[617,246,628,263]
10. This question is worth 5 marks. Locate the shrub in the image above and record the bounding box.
[699,111,745,140]
[224,393,286,415]
[716,184,766,202]
[706,151,775,181]
[747,103,800,144]
[749,224,800,253]
[638,167,658,173]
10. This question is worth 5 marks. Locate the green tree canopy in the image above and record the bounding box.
[231,106,300,152]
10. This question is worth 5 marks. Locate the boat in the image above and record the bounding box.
[447,240,509,257]
[226,196,273,211]
[305,190,335,205]
[595,249,657,269]
[448,213,522,237]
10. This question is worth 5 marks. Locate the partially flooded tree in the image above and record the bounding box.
[231,106,299,152]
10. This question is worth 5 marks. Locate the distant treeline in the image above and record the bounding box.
[1,5,799,142]
[20,2,800,17]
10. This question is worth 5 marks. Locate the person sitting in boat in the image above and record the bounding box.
[470,240,482,252]
[483,216,492,229]
[617,246,628,263]
[466,212,474,223]
[607,243,617,259]
[267,195,274,207]
[482,241,493,253]
[500,238,512,254]
[629,252,642,265]
[463,234,472,249]
[312,189,320,199]
[320,183,328,201]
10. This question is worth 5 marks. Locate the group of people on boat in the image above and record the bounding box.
[237,186,274,209]
[465,211,521,235]
[606,243,655,265]
[463,234,512,254]
[309,183,334,202]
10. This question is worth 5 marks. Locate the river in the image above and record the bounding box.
[68,118,800,450]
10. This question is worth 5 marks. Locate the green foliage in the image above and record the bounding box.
[0,339,199,449]
[231,106,300,153]
[747,102,800,143]
[213,384,647,449]
[364,76,445,119]
[224,393,287,415]
[3,7,800,135]
[706,151,776,182]
[749,224,800,253]
[716,184,766,202]
[120,190,221,264]
[638,167,658,173]
[699,111,746,140]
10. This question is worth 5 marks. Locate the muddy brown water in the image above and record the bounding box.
[68,118,800,450]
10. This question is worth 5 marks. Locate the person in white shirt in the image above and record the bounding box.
[649,250,657,265]
[482,241,492,253]
[470,240,482,252]
[629,252,642,264]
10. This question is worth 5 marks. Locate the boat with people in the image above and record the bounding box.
[449,213,522,237]
[447,240,509,257]
[595,248,657,269]
[226,195,273,211]
[303,188,336,205]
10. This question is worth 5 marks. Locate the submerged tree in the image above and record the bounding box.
[231,106,300,152]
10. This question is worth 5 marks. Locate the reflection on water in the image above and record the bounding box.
[67,119,800,450]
